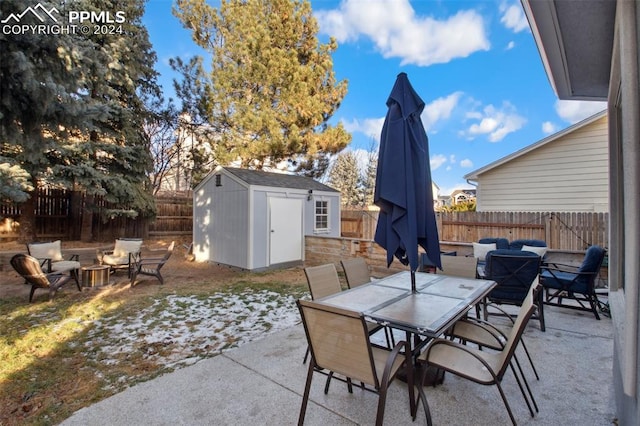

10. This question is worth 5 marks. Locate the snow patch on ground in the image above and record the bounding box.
[83,289,304,381]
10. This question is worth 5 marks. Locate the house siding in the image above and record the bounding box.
[476,115,609,212]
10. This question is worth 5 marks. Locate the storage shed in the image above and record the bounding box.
[193,166,341,270]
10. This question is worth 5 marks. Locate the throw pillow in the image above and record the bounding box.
[472,242,496,261]
[522,245,547,257]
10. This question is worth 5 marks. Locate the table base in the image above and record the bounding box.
[397,364,444,387]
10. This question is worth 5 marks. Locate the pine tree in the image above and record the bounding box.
[0,0,159,240]
[172,0,351,175]
[328,151,361,207]
[359,142,378,207]
[1,0,106,239]
[54,0,158,220]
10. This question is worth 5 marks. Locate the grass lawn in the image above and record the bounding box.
[0,256,309,426]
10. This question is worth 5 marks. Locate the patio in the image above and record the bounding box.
[61,302,615,425]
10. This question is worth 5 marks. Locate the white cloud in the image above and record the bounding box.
[422,92,463,130]
[542,121,559,134]
[460,158,474,168]
[506,41,515,50]
[345,92,462,140]
[315,0,490,66]
[555,100,607,124]
[500,2,529,33]
[342,117,386,142]
[430,154,448,171]
[464,102,526,142]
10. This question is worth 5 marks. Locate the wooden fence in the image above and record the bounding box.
[0,189,192,241]
[340,210,609,251]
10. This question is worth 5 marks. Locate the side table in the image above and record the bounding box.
[81,265,110,287]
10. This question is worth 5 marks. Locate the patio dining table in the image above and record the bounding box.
[315,270,496,416]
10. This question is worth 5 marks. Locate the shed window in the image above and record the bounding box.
[215,174,222,186]
[315,200,329,230]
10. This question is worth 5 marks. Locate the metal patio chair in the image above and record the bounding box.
[297,299,430,426]
[540,245,606,320]
[482,249,545,331]
[130,241,175,286]
[98,238,143,277]
[341,257,394,347]
[11,254,81,302]
[27,240,81,286]
[419,288,539,425]
[448,280,543,381]
[438,254,478,279]
[340,257,373,288]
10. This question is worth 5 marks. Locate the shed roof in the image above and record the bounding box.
[464,110,607,181]
[222,167,339,192]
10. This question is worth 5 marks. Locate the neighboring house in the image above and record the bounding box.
[523,1,639,424]
[450,189,476,206]
[465,111,608,212]
[192,166,340,271]
[436,195,451,209]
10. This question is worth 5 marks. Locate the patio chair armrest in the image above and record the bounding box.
[482,302,518,326]
[422,338,499,380]
[37,258,53,272]
[382,340,408,384]
[456,317,509,343]
[67,253,80,261]
[541,262,579,273]
[136,258,165,266]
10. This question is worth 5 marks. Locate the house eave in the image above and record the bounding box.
[521,0,615,101]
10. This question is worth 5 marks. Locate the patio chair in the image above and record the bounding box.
[341,258,395,347]
[483,249,545,331]
[98,238,143,277]
[297,299,430,426]
[302,264,389,362]
[448,280,542,381]
[540,245,606,320]
[418,251,457,273]
[11,254,81,302]
[438,255,478,279]
[340,257,373,288]
[130,241,175,286]
[27,240,81,285]
[419,287,539,425]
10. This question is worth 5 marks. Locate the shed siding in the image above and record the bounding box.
[477,115,608,212]
[304,194,341,238]
[194,174,249,268]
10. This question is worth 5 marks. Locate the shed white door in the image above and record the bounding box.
[269,197,303,265]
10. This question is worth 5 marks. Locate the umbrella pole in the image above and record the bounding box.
[411,270,416,293]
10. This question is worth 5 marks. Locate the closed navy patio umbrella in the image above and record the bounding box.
[374,72,441,292]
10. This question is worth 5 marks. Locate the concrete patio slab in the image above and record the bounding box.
[62,304,616,425]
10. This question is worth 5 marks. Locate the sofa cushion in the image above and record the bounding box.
[113,239,142,257]
[28,240,64,261]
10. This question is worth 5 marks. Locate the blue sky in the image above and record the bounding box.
[142,0,607,196]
